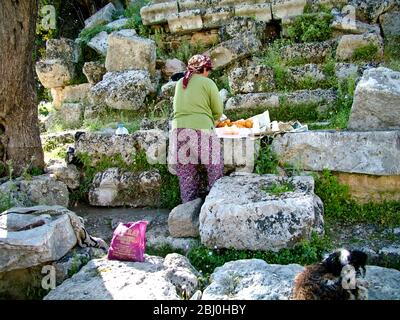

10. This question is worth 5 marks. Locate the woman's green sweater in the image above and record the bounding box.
[172,74,223,130]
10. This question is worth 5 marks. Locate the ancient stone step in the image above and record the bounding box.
[348,67,400,131]
[228,63,329,95]
[225,89,337,112]
[44,254,200,300]
[88,168,161,207]
[271,130,400,176]
[336,33,384,62]
[281,40,337,64]
[199,173,324,251]
[74,130,168,166]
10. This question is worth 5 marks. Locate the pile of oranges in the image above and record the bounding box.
[216,118,253,128]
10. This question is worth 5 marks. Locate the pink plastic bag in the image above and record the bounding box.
[107,220,148,262]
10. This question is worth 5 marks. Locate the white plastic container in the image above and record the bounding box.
[115,123,129,135]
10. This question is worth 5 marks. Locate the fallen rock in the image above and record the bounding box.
[0,174,69,208]
[228,65,275,94]
[202,259,304,300]
[46,163,80,190]
[46,38,80,64]
[349,0,400,23]
[271,130,400,175]
[36,59,75,89]
[59,103,84,128]
[0,206,77,273]
[90,70,154,110]
[203,32,262,69]
[105,18,129,29]
[84,3,116,29]
[365,266,400,300]
[88,168,161,207]
[201,259,400,300]
[162,58,186,80]
[348,67,400,131]
[87,31,109,56]
[44,254,199,300]
[380,10,400,37]
[83,61,106,84]
[336,33,384,61]
[51,83,91,109]
[105,29,156,74]
[199,173,324,251]
[168,198,203,238]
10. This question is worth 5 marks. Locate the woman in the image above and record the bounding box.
[171,54,224,203]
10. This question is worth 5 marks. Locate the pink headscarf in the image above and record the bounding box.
[182,54,213,89]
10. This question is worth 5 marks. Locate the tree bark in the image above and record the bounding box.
[0,0,44,176]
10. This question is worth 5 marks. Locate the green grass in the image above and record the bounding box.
[384,36,400,71]
[187,232,332,276]
[146,244,185,257]
[261,39,338,92]
[286,12,333,43]
[315,170,400,227]
[319,76,356,130]
[262,181,295,195]
[0,191,15,213]
[352,43,379,62]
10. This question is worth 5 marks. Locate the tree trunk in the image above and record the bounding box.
[0,0,44,177]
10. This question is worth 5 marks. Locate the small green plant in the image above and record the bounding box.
[172,40,207,64]
[146,244,185,257]
[6,160,14,181]
[254,140,279,175]
[352,43,379,61]
[262,181,295,195]
[0,190,14,212]
[327,76,356,129]
[287,12,333,43]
